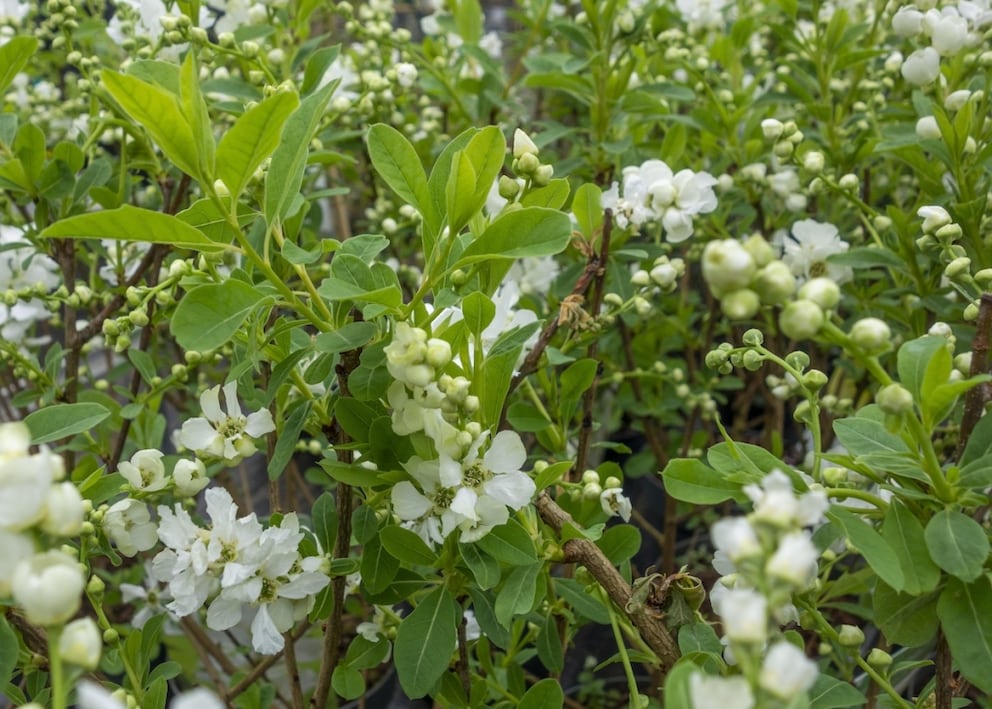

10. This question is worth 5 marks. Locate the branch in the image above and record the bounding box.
[956,293,992,460]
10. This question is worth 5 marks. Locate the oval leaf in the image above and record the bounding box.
[41,205,227,252]
[25,403,111,445]
[454,207,572,266]
[924,509,990,582]
[217,90,299,198]
[394,586,458,698]
[937,576,992,694]
[171,279,267,352]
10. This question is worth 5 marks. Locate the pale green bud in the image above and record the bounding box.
[721,288,761,320]
[876,383,914,415]
[742,233,775,267]
[849,317,891,354]
[867,648,893,668]
[838,624,865,647]
[798,277,840,310]
[779,300,824,340]
[753,261,796,305]
[512,129,539,158]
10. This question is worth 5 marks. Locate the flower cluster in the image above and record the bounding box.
[602,159,718,241]
[893,2,992,85]
[692,470,827,707]
[0,224,60,344]
[149,487,329,654]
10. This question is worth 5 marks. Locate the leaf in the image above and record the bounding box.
[394,586,458,698]
[171,279,267,352]
[897,335,947,405]
[833,417,909,457]
[572,182,603,239]
[880,500,940,594]
[0,615,18,690]
[937,576,992,693]
[360,537,399,595]
[314,322,378,354]
[495,562,541,627]
[102,69,201,180]
[264,81,337,225]
[344,635,390,670]
[459,543,500,590]
[467,587,509,649]
[310,492,337,554]
[873,582,939,647]
[461,291,495,339]
[961,410,992,466]
[596,525,641,564]
[536,613,564,673]
[554,578,610,624]
[367,124,430,214]
[41,205,227,252]
[176,198,253,245]
[25,403,111,444]
[381,525,437,567]
[332,665,365,700]
[267,400,310,480]
[808,674,867,708]
[827,506,905,592]
[678,623,722,657]
[1,37,37,94]
[179,52,215,182]
[216,90,299,198]
[518,678,564,709]
[924,509,990,582]
[445,149,479,235]
[453,207,572,267]
[661,458,745,504]
[477,519,536,565]
[521,178,570,209]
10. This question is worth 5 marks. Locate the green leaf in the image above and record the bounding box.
[453,207,572,267]
[808,674,867,708]
[331,665,365,700]
[678,622,722,657]
[360,537,399,595]
[897,336,947,405]
[477,519,537,565]
[25,403,111,444]
[957,454,992,489]
[827,506,905,592]
[518,678,564,709]
[301,45,341,95]
[881,500,940,594]
[267,400,310,480]
[596,524,641,564]
[495,562,541,627]
[521,178,570,209]
[445,149,479,235]
[102,69,201,180]
[314,322,378,354]
[661,458,745,505]
[381,525,437,567]
[461,291,495,338]
[264,81,337,225]
[924,509,990,582]
[0,36,39,96]
[367,124,430,214]
[873,582,939,647]
[0,615,17,690]
[961,410,992,466]
[554,578,610,624]
[833,417,909,457]
[179,52,215,182]
[572,182,603,240]
[424,128,477,251]
[394,586,458,698]
[467,587,509,649]
[310,492,337,554]
[558,358,597,426]
[171,279,267,352]
[176,198,253,245]
[660,660,695,709]
[937,576,992,693]
[536,613,564,673]
[217,90,299,198]
[344,635,390,670]
[41,205,227,252]
[459,543,500,590]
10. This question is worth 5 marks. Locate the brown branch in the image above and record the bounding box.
[224,620,311,701]
[956,293,992,460]
[457,612,471,700]
[535,492,679,669]
[936,628,952,709]
[179,616,240,676]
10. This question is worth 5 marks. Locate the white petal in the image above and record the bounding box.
[437,454,463,488]
[391,482,432,520]
[206,596,243,631]
[222,381,243,418]
[245,409,275,437]
[179,418,223,456]
[280,571,330,599]
[449,487,479,521]
[484,472,535,509]
[250,605,285,654]
[199,385,224,422]
[484,431,526,474]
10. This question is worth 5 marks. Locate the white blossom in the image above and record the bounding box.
[780,219,852,284]
[759,641,819,700]
[104,498,159,557]
[689,673,755,709]
[179,382,275,464]
[12,550,85,626]
[119,448,168,493]
[600,488,632,522]
[715,588,767,644]
[60,618,102,670]
[901,47,941,85]
[766,531,819,588]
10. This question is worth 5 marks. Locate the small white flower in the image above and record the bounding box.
[394,62,417,88]
[12,550,85,626]
[0,528,34,596]
[780,219,852,284]
[766,530,819,588]
[172,458,209,497]
[600,488,632,522]
[892,6,924,36]
[60,617,102,670]
[925,10,969,55]
[0,426,58,531]
[711,517,761,562]
[41,481,85,536]
[179,382,275,463]
[689,673,755,709]
[715,588,767,644]
[759,641,818,700]
[901,47,941,86]
[119,448,168,493]
[104,498,159,557]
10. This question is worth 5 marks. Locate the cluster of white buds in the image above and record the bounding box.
[630,255,687,295]
[511,129,554,187]
[760,118,805,159]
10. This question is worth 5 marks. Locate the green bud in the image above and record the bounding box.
[779,300,824,340]
[497,175,520,201]
[87,575,106,596]
[103,628,119,643]
[785,350,810,371]
[802,368,828,390]
[837,624,865,647]
[742,328,764,346]
[876,383,914,415]
[867,648,893,668]
[742,349,764,371]
[721,288,761,320]
[849,317,892,355]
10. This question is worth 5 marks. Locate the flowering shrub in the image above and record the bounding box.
[2,0,992,708]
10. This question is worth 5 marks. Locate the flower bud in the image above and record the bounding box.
[797,277,840,310]
[631,269,651,287]
[425,338,452,368]
[838,173,859,192]
[702,239,757,295]
[915,116,941,140]
[802,150,824,173]
[533,164,554,186]
[12,551,85,626]
[60,617,102,670]
[512,129,539,158]
[944,256,971,279]
[779,300,824,340]
[867,648,893,668]
[754,261,796,305]
[41,482,85,536]
[742,234,775,267]
[837,624,865,648]
[802,369,828,391]
[918,205,952,233]
[498,175,520,200]
[516,152,540,175]
[742,328,764,346]
[761,118,784,140]
[849,317,891,354]
[721,289,761,320]
[876,383,914,415]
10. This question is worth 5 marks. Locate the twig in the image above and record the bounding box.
[179,617,240,676]
[535,492,679,669]
[224,620,311,701]
[935,629,952,709]
[282,630,305,709]
[457,612,471,700]
[956,293,992,459]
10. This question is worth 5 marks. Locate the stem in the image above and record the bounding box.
[605,595,641,707]
[48,626,66,709]
[935,628,952,709]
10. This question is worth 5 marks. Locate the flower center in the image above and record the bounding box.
[463,462,492,488]
[217,415,247,438]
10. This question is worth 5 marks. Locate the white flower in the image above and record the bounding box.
[179,382,275,463]
[76,680,126,709]
[170,689,225,709]
[394,61,417,88]
[689,673,755,709]
[12,550,85,626]
[0,528,34,596]
[0,424,59,531]
[918,205,952,233]
[505,256,560,297]
[357,605,390,642]
[901,47,941,86]
[0,226,60,344]
[766,531,819,588]
[60,617,102,670]
[172,458,209,497]
[780,219,852,284]
[892,6,924,36]
[715,588,767,644]
[925,10,969,55]
[676,0,734,31]
[121,565,173,629]
[759,641,818,700]
[104,498,159,557]
[119,448,168,493]
[41,481,85,536]
[712,517,761,562]
[600,488,632,522]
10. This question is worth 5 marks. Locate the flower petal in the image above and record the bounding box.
[484,431,526,474]
[250,605,285,654]
[199,385,224,422]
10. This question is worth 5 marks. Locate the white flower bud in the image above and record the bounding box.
[945,256,971,279]
[761,118,784,140]
[915,116,941,140]
[892,6,924,37]
[12,551,85,626]
[721,289,761,320]
[849,317,892,354]
[701,239,757,295]
[425,338,452,368]
[60,617,102,670]
[779,300,824,340]
[802,150,824,173]
[759,641,818,700]
[944,90,971,111]
[512,129,539,159]
[754,261,797,305]
[901,47,941,86]
[41,482,85,536]
[918,205,952,233]
[173,458,209,497]
[715,588,767,644]
[876,383,914,415]
[631,269,651,286]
